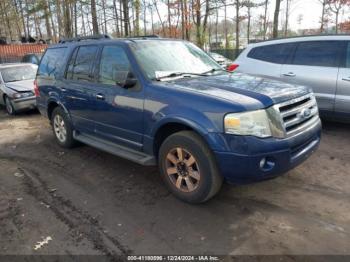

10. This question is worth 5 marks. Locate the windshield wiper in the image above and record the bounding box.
[201,68,226,75]
[154,72,207,81]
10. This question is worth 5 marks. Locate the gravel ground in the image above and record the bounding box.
[0,109,349,259]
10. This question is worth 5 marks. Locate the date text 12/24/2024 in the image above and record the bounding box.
[127,256,220,261]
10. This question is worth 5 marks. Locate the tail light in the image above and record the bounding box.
[34,80,40,97]
[227,64,239,72]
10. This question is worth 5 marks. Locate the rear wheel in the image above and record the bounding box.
[51,107,76,148]
[159,131,223,204]
[5,96,15,115]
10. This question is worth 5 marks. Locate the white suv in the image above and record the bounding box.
[234,35,350,121]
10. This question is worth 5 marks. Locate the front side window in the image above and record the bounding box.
[247,43,295,64]
[292,41,340,67]
[67,45,98,82]
[38,47,67,78]
[98,46,131,85]
[1,65,37,83]
[131,41,222,80]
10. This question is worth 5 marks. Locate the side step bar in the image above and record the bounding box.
[73,132,156,166]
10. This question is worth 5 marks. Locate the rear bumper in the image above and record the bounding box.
[12,96,37,111]
[213,119,322,184]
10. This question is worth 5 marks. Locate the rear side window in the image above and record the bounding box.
[292,41,340,67]
[38,48,67,79]
[66,45,98,82]
[247,43,295,64]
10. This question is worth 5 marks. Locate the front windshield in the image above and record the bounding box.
[131,41,223,80]
[1,65,37,83]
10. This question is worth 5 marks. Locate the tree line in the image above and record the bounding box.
[0,0,349,50]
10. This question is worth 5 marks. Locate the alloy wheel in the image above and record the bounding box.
[53,114,67,143]
[165,147,201,192]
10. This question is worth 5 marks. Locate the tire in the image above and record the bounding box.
[5,96,16,115]
[158,131,223,204]
[51,107,76,148]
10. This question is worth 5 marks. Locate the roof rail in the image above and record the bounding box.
[58,34,112,44]
[254,33,350,44]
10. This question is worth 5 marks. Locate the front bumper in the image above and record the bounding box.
[12,96,37,111]
[213,119,322,184]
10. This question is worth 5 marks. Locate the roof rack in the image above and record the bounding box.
[58,34,111,44]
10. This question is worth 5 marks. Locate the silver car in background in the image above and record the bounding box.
[0,63,38,115]
[234,35,350,122]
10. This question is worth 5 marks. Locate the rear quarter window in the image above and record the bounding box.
[292,41,340,67]
[247,43,295,64]
[38,47,67,79]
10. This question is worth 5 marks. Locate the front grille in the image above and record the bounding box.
[275,94,319,137]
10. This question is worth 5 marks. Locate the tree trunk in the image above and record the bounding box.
[320,0,326,33]
[235,0,240,56]
[184,0,189,40]
[91,0,99,35]
[43,0,53,41]
[101,0,108,34]
[113,0,120,36]
[247,6,251,43]
[272,0,281,38]
[135,0,141,36]
[335,10,339,33]
[263,0,268,39]
[284,0,290,37]
[123,0,130,36]
[224,0,228,49]
[63,0,72,37]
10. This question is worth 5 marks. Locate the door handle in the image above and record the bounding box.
[95,94,105,100]
[282,72,296,77]
[342,77,350,82]
[59,87,67,92]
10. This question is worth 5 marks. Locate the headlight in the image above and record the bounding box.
[224,110,272,138]
[12,92,33,99]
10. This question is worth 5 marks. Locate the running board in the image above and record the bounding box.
[73,132,156,166]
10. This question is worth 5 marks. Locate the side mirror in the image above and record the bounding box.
[117,71,137,89]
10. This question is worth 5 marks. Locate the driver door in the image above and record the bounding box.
[91,45,144,151]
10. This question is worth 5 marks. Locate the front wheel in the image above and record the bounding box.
[5,96,15,115]
[158,131,223,204]
[51,107,76,148]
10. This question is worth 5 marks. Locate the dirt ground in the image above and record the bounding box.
[0,108,349,259]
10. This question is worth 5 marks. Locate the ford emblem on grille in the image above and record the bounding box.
[299,108,312,120]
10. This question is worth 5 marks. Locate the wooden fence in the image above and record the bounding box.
[0,44,48,63]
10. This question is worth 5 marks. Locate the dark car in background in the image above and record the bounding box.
[21,53,43,65]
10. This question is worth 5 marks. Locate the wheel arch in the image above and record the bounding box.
[151,117,212,158]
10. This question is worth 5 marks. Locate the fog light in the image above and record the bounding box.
[259,157,275,171]
[259,157,266,169]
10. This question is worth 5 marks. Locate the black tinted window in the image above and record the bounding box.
[248,43,294,64]
[98,46,131,85]
[292,41,339,67]
[38,48,67,78]
[69,45,98,81]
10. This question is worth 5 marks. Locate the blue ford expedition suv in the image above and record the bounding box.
[35,35,321,203]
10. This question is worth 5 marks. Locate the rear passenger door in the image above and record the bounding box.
[62,45,99,134]
[281,41,342,114]
[335,41,350,116]
[240,43,295,78]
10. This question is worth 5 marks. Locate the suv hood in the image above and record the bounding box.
[5,79,34,92]
[169,73,311,108]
